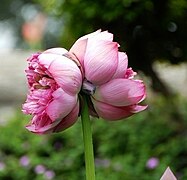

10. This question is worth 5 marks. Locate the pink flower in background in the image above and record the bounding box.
[146,157,159,169]
[22,48,82,134]
[19,155,30,167]
[70,30,147,120]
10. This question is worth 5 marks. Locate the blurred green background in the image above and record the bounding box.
[0,0,187,179]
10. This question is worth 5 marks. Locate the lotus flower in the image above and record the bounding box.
[23,30,147,134]
[70,30,147,120]
[22,48,82,134]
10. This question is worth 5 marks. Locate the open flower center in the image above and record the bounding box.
[82,79,96,95]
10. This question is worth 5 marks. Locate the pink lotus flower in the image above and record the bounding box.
[70,30,147,120]
[22,48,82,134]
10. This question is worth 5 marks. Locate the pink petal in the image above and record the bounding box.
[43,47,68,55]
[46,88,77,121]
[112,52,128,79]
[84,40,118,85]
[48,56,82,94]
[92,99,147,120]
[26,115,62,134]
[38,53,60,68]
[38,48,68,68]
[69,39,87,67]
[69,30,114,69]
[53,101,79,132]
[69,30,101,66]
[79,30,113,42]
[94,78,146,106]
[92,30,113,41]
[130,104,148,113]
[77,29,102,41]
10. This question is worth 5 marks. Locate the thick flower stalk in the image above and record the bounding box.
[70,30,147,120]
[22,48,82,134]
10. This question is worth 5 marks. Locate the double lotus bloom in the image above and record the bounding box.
[22,30,147,134]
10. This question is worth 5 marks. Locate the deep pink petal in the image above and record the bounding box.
[26,115,62,134]
[92,98,147,120]
[84,40,118,85]
[53,101,79,132]
[112,52,128,79]
[125,68,137,79]
[48,56,82,94]
[94,78,146,106]
[46,88,77,121]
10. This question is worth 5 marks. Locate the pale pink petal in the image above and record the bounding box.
[69,30,114,68]
[69,38,87,66]
[38,48,69,69]
[93,78,146,106]
[92,99,147,120]
[129,104,148,113]
[77,29,101,41]
[160,167,177,180]
[69,30,101,65]
[84,40,118,85]
[48,56,82,94]
[53,101,79,132]
[112,52,128,79]
[46,88,77,121]
[92,30,113,41]
[43,47,68,55]
[38,53,59,68]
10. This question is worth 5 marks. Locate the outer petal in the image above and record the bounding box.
[91,30,113,42]
[26,101,79,134]
[69,39,87,66]
[112,52,128,79]
[70,30,114,68]
[77,30,113,42]
[92,98,147,120]
[84,40,118,85]
[69,30,101,65]
[93,78,146,106]
[39,53,60,68]
[76,29,101,41]
[46,88,77,121]
[43,47,68,55]
[38,48,68,68]
[53,101,79,132]
[48,56,82,94]
[26,114,62,134]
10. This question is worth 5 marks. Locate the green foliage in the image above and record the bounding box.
[0,96,187,179]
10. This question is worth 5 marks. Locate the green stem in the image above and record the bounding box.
[81,96,96,180]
